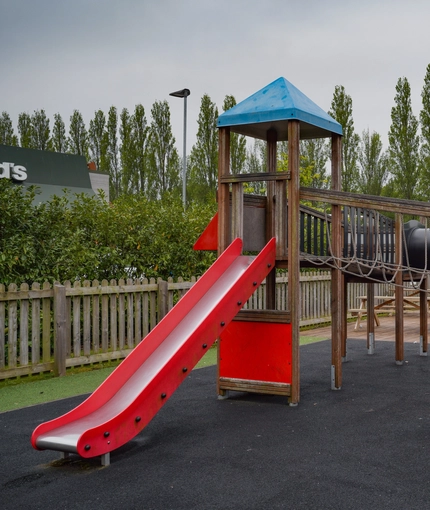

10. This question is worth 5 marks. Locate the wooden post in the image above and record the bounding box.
[287,120,300,404]
[395,213,404,364]
[341,275,347,360]
[231,182,244,241]
[53,284,66,377]
[420,276,428,356]
[266,129,277,310]
[217,127,230,396]
[218,127,230,256]
[366,283,375,354]
[158,279,169,321]
[42,282,51,363]
[330,134,342,389]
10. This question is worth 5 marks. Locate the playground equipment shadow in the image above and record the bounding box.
[2,326,429,510]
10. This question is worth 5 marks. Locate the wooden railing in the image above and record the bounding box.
[299,204,331,257]
[343,206,395,264]
[0,273,391,381]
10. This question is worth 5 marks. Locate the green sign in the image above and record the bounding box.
[0,144,95,201]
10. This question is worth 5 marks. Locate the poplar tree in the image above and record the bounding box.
[188,94,219,202]
[105,106,120,199]
[88,109,106,170]
[120,107,135,194]
[132,104,149,195]
[276,139,328,191]
[30,109,51,151]
[146,100,180,199]
[243,139,266,195]
[68,110,89,158]
[388,77,419,200]
[18,112,32,148]
[300,139,329,189]
[357,129,388,196]
[0,112,18,146]
[245,141,263,174]
[329,85,360,192]
[419,64,430,199]
[222,95,246,174]
[52,113,68,153]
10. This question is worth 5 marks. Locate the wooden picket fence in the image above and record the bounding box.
[0,272,391,380]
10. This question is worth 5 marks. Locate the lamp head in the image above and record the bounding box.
[169,88,190,98]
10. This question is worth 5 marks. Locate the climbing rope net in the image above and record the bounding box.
[300,207,430,293]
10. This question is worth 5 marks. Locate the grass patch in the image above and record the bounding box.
[0,365,119,413]
[0,347,217,413]
[194,345,217,369]
[0,336,327,413]
[300,335,328,345]
[300,321,331,332]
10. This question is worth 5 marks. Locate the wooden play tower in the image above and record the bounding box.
[210,77,430,405]
[213,77,342,404]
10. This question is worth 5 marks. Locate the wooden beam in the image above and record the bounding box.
[420,277,428,356]
[275,174,287,259]
[231,182,244,241]
[217,127,230,256]
[217,127,230,397]
[53,284,66,377]
[395,213,404,364]
[219,378,291,396]
[300,187,430,217]
[341,275,347,360]
[266,128,277,242]
[265,129,277,310]
[157,279,169,320]
[234,310,291,323]
[330,134,342,389]
[287,120,301,404]
[220,172,290,183]
[0,362,54,380]
[366,283,375,354]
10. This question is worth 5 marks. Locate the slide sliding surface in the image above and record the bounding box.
[31,238,276,460]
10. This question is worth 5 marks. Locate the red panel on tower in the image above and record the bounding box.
[193,213,218,251]
[219,321,292,384]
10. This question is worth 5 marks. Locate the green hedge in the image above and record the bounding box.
[0,180,217,285]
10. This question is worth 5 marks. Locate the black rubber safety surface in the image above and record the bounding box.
[2,339,430,510]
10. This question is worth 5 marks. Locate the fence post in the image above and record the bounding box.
[158,279,168,321]
[54,284,67,377]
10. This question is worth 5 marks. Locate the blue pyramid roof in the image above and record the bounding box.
[217,77,342,141]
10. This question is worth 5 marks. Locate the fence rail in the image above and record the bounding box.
[0,272,391,380]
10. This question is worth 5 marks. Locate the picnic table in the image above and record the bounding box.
[350,291,429,330]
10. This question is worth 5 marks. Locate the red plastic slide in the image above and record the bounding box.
[31,238,276,461]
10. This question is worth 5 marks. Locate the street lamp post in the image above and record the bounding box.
[169,88,190,207]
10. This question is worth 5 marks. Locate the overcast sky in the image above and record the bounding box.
[1,0,430,153]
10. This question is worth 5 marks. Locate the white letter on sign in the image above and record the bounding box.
[0,162,12,179]
[12,165,27,181]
